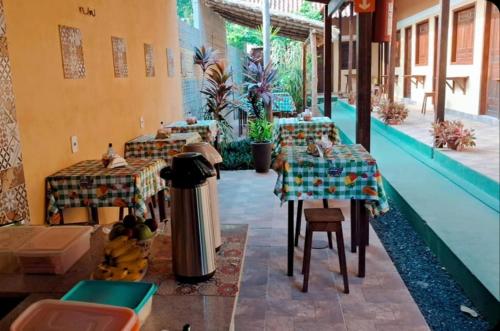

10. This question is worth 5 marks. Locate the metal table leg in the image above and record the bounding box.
[358,201,368,277]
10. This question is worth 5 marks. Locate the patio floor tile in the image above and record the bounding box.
[218,170,430,330]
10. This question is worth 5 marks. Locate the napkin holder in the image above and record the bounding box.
[107,156,128,169]
[155,127,172,139]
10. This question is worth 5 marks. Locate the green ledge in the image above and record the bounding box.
[331,100,500,326]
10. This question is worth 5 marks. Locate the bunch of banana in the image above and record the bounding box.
[92,236,148,281]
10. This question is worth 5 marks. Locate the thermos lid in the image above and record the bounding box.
[160,152,215,188]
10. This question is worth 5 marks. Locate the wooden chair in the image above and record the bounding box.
[421,92,435,114]
[302,208,349,294]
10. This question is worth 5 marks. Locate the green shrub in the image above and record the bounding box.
[220,139,254,170]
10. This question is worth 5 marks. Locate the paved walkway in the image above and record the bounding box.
[373,104,500,182]
[219,170,429,331]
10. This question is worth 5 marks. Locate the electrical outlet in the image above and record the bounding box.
[140,116,145,128]
[70,136,79,153]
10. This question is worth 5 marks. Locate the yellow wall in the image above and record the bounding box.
[4,0,183,224]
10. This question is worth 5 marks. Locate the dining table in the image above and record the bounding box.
[274,144,389,277]
[46,158,167,225]
[167,120,218,144]
[273,117,341,155]
[124,132,202,164]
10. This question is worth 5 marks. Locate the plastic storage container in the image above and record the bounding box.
[62,280,157,324]
[10,299,139,331]
[15,226,92,274]
[0,226,46,273]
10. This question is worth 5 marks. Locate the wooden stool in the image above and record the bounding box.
[302,208,349,294]
[421,92,435,114]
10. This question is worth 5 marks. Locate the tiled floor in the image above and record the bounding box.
[218,170,430,331]
[373,104,500,182]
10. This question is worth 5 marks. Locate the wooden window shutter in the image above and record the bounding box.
[416,21,429,65]
[452,6,475,64]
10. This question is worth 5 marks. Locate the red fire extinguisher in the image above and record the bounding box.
[372,0,394,42]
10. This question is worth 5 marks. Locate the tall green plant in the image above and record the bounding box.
[272,40,304,110]
[201,61,234,142]
[244,58,277,119]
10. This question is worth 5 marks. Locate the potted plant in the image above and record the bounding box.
[193,46,234,143]
[248,116,273,172]
[378,102,408,125]
[431,120,476,151]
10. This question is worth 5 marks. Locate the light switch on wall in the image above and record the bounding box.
[140,116,145,128]
[70,136,79,153]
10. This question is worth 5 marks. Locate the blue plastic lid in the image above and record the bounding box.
[61,280,157,313]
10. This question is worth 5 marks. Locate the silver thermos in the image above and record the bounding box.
[161,152,217,282]
[182,142,223,251]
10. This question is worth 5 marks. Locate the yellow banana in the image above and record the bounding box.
[93,264,113,280]
[110,240,136,258]
[122,268,146,281]
[115,247,142,264]
[117,258,148,273]
[108,266,128,280]
[104,236,129,254]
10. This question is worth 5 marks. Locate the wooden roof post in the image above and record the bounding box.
[324,5,333,118]
[435,0,450,123]
[310,30,319,114]
[347,2,354,93]
[356,13,373,151]
[387,1,397,103]
[302,41,307,112]
[337,9,343,93]
[356,7,373,279]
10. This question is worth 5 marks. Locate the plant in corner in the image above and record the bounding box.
[248,116,273,173]
[431,120,476,151]
[244,57,277,172]
[194,46,234,143]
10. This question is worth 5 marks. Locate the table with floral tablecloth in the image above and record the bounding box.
[273,117,341,155]
[46,159,167,224]
[167,120,218,143]
[273,92,296,114]
[274,144,389,276]
[124,132,201,164]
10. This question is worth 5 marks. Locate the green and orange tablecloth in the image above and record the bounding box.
[46,158,166,224]
[124,132,201,163]
[273,117,341,155]
[167,120,218,143]
[274,144,389,216]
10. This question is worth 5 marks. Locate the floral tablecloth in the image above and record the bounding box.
[273,117,341,155]
[167,120,218,143]
[274,145,389,216]
[273,92,296,113]
[46,159,167,224]
[124,132,201,163]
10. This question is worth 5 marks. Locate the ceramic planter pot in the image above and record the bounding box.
[387,119,402,125]
[447,139,459,150]
[251,142,272,173]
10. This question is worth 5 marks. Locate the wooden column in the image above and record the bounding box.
[302,41,307,111]
[356,10,373,278]
[384,42,390,76]
[387,2,397,102]
[435,0,450,123]
[337,11,343,93]
[347,3,354,93]
[310,30,318,114]
[324,5,333,117]
[377,44,383,86]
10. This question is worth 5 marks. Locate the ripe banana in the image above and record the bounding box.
[117,258,148,273]
[109,240,136,258]
[122,268,146,281]
[115,247,142,264]
[104,236,129,255]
